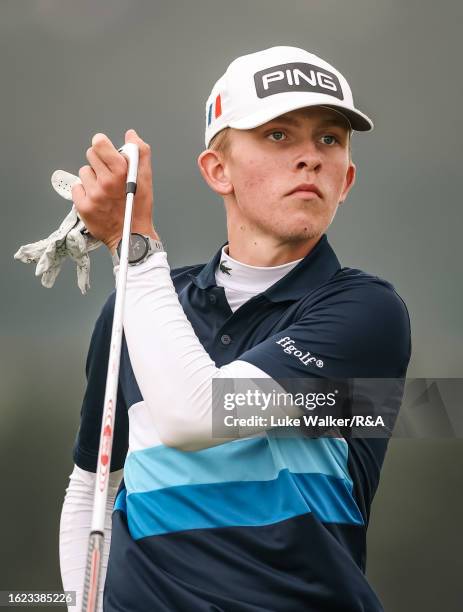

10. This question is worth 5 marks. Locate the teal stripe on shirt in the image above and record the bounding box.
[122,469,364,540]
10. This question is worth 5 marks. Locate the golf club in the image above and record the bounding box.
[81,142,139,612]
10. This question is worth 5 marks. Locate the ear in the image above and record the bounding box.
[197,149,234,196]
[339,161,356,205]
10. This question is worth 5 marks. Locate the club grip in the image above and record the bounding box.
[81,531,104,612]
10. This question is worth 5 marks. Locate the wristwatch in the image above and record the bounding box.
[112,233,165,266]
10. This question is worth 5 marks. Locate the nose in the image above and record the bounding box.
[293,140,322,173]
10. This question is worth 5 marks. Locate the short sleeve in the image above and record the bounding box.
[238,278,412,524]
[73,291,129,472]
[238,280,411,381]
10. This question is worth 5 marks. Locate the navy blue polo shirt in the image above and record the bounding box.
[73,234,411,612]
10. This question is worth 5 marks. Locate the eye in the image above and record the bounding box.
[267,130,287,142]
[320,134,339,145]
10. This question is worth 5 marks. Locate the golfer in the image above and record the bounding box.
[59,46,411,611]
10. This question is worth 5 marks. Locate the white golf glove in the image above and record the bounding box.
[14,171,103,294]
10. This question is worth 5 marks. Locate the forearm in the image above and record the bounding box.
[59,465,123,612]
[119,252,301,451]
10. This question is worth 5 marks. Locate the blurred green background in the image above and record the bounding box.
[1,1,462,610]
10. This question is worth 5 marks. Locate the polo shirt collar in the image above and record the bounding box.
[188,234,340,302]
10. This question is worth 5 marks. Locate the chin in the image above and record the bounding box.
[275,225,321,242]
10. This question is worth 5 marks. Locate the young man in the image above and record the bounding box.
[60,46,411,611]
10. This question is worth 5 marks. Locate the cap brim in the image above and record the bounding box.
[229,95,373,132]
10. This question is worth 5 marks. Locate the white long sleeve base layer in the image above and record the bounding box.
[59,466,123,612]
[59,246,302,610]
[119,249,305,450]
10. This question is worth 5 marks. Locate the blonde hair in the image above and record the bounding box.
[208,128,232,155]
[208,126,352,160]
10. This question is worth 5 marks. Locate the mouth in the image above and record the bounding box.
[286,183,322,198]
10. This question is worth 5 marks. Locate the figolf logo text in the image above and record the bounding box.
[276,336,324,368]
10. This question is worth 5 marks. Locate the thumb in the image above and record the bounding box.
[125,129,151,160]
[124,129,152,170]
[125,128,143,144]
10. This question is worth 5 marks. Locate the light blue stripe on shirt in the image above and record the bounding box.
[124,434,351,496]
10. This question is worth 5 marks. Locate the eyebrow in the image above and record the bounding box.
[266,115,350,130]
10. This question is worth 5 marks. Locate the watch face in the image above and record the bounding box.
[118,233,148,264]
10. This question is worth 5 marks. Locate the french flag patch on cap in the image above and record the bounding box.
[207,94,222,126]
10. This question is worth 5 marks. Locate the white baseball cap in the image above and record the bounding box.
[204,46,374,148]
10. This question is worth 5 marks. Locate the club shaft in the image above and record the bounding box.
[82,148,138,611]
[90,191,134,533]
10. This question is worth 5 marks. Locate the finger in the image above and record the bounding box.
[41,265,62,287]
[71,181,86,206]
[86,147,112,182]
[78,165,97,194]
[91,133,127,174]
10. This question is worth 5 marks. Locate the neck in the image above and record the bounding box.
[224,203,322,266]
